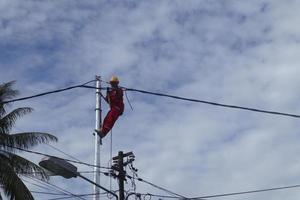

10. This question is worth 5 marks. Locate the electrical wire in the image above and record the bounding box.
[81,83,300,119]
[127,164,139,200]
[22,176,68,195]
[3,80,300,119]
[124,87,300,119]
[140,183,300,199]
[8,145,111,169]
[109,129,113,199]
[15,124,111,199]
[1,80,96,105]
[20,170,107,176]
[6,80,300,200]
[23,176,83,199]
[46,192,109,200]
[81,85,300,119]
[23,178,67,196]
[141,193,178,199]
[125,90,134,111]
[19,145,300,199]
[30,191,68,196]
[190,184,300,199]
[130,176,190,200]
[46,143,82,163]
[22,176,86,200]
[77,171,98,174]
[14,126,106,171]
[29,176,87,200]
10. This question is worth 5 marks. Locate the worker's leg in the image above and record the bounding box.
[101,108,120,137]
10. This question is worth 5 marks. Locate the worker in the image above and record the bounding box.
[95,75,124,139]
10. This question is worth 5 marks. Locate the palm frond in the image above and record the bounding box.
[0,107,33,134]
[0,150,49,181]
[0,154,34,200]
[0,108,4,119]
[0,81,19,102]
[0,81,19,115]
[0,132,58,150]
[0,82,14,116]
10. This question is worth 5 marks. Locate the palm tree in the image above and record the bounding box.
[0,81,58,200]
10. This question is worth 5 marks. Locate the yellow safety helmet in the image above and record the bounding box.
[110,75,119,84]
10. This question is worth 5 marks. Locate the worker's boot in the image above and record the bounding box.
[94,129,105,139]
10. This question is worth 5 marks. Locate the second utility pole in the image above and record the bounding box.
[113,151,135,200]
[118,151,125,200]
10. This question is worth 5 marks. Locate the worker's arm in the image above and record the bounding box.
[100,92,108,103]
[106,88,111,104]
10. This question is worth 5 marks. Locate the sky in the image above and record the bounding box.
[1,0,300,199]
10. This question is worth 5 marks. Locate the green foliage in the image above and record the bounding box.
[0,81,58,200]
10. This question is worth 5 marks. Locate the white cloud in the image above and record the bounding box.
[1,0,300,199]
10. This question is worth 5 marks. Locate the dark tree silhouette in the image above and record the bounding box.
[0,81,58,200]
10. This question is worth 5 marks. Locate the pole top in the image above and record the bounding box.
[95,75,101,80]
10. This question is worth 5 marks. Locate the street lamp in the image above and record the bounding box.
[39,156,118,200]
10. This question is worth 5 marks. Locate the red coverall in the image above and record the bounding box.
[101,87,124,136]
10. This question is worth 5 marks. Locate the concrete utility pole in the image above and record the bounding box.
[94,76,102,200]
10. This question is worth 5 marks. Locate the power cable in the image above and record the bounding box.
[130,176,190,200]
[124,88,300,119]
[20,170,108,176]
[15,127,110,172]
[77,171,98,174]
[27,176,87,200]
[82,85,300,119]
[44,143,114,177]
[109,129,113,198]
[14,126,98,170]
[30,191,68,196]
[46,143,82,163]
[9,145,111,169]
[3,80,300,119]
[46,192,109,200]
[22,176,68,195]
[190,183,300,199]
[125,90,134,111]
[1,80,96,105]
[22,176,85,200]
[23,178,66,196]
[24,174,114,200]
[142,193,178,199]
[142,183,300,199]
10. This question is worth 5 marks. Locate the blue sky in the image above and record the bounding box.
[1,0,300,199]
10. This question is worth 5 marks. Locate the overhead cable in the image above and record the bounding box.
[30,191,68,196]
[9,145,110,169]
[46,143,83,163]
[46,192,109,200]
[190,184,300,199]
[141,183,300,199]
[23,176,86,200]
[124,88,300,119]
[3,80,300,119]
[23,178,66,196]
[142,193,179,199]
[81,85,300,119]
[128,175,192,200]
[1,80,96,105]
